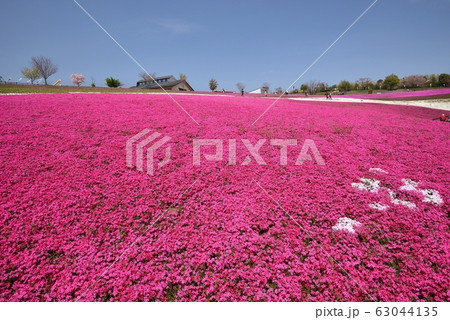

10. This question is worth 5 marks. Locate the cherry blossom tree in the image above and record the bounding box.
[403,75,427,88]
[71,74,85,87]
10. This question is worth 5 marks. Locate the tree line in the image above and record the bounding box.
[208,73,449,95]
[4,56,125,88]
[8,56,450,93]
[298,73,449,95]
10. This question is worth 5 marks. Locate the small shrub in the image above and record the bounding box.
[105,76,123,88]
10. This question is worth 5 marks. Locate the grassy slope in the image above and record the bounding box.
[1,85,449,102]
[0,84,161,94]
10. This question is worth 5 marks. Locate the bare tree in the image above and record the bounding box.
[21,67,40,84]
[316,82,327,92]
[31,56,58,85]
[236,82,245,92]
[306,80,320,94]
[356,77,372,90]
[275,86,283,94]
[139,72,157,82]
[262,82,270,90]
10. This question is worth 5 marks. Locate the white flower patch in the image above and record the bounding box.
[399,179,443,205]
[421,189,443,205]
[387,189,416,209]
[352,173,443,211]
[332,217,361,234]
[369,202,389,211]
[369,168,388,174]
[399,178,419,192]
[352,177,380,193]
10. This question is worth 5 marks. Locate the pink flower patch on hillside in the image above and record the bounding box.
[346,88,450,99]
[0,93,449,301]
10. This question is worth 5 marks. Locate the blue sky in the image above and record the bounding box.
[1,0,449,91]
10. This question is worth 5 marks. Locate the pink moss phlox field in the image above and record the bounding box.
[0,93,449,301]
[345,88,450,100]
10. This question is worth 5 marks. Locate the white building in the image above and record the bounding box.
[249,87,269,94]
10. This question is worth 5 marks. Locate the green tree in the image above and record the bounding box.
[209,78,218,91]
[179,73,187,80]
[300,84,308,92]
[105,76,123,88]
[376,79,383,89]
[426,74,439,87]
[337,80,352,92]
[438,73,450,87]
[382,74,400,90]
[21,67,40,84]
